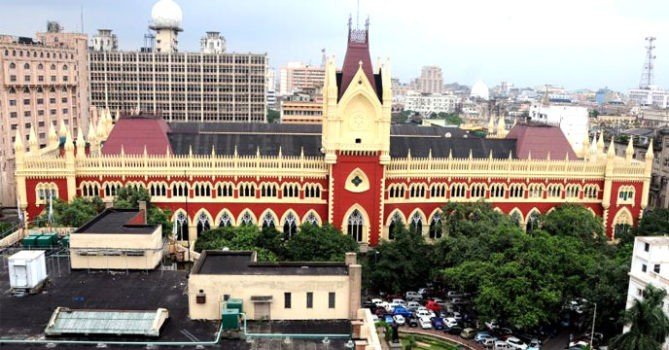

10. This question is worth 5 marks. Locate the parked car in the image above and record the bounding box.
[415,309,436,319]
[407,301,421,311]
[407,315,418,328]
[451,297,468,305]
[485,320,500,330]
[496,328,513,338]
[475,331,492,343]
[445,325,463,335]
[405,291,422,301]
[391,298,406,307]
[505,336,528,349]
[419,316,432,329]
[461,328,476,339]
[392,306,413,318]
[393,315,406,326]
[431,317,445,330]
[383,314,394,324]
[527,338,541,349]
[425,299,442,313]
[494,340,511,350]
[482,337,499,348]
[443,317,459,328]
[447,291,463,298]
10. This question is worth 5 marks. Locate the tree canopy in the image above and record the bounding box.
[610,285,669,350]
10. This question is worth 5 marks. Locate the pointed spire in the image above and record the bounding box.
[211,145,216,157]
[64,128,74,151]
[278,146,283,157]
[597,131,605,155]
[13,128,24,152]
[188,145,193,156]
[87,122,97,145]
[119,144,125,156]
[28,127,38,151]
[448,148,453,159]
[143,145,148,156]
[489,149,493,160]
[509,149,513,160]
[582,133,590,158]
[527,150,532,160]
[646,139,655,160]
[497,116,506,137]
[488,115,495,135]
[233,145,238,157]
[165,144,171,157]
[48,122,58,147]
[607,137,616,159]
[59,121,67,138]
[468,149,473,159]
[547,151,551,161]
[75,127,86,149]
[428,148,432,159]
[256,146,260,157]
[407,148,412,159]
[625,136,634,161]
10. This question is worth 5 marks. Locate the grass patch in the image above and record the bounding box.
[400,333,461,350]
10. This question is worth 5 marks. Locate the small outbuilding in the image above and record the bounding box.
[70,205,162,270]
[188,251,361,321]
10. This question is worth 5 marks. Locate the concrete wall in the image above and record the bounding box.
[70,228,162,270]
[188,274,352,321]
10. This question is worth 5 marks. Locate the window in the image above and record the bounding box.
[471,183,486,198]
[9,100,16,106]
[528,184,544,198]
[284,292,291,309]
[328,292,336,309]
[348,209,364,242]
[547,184,562,198]
[637,288,643,296]
[618,186,635,204]
[23,99,30,105]
[642,264,647,273]
[306,292,313,309]
[429,213,442,239]
[654,264,661,274]
[644,243,650,252]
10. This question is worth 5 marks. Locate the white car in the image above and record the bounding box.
[415,309,435,319]
[407,301,421,311]
[506,336,528,350]
[405,291,422,301]
[443,317,458,328]
[391,298,406,306]
[485,320,499,330]
[494,340,511,350]
[452,311,463,321]
[418,316,432,329]
[392,315,406,325]
[371,298,383,305]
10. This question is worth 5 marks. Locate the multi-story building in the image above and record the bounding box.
[91,29,118,52]
[629,87,669,108]
[280,100,323,124]
[529,100,589,156]
[200,32,225,54]
[624,236,669,350]
[88,0,267,123]
[419,66,443,94]
[0,24,88,207]
[278,62,325,96]
[403,91,458,115]
[15,22,651,249]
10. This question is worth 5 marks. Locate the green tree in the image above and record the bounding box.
[194,225,280,261]
[34,197,104,227]
[437,112,463,126]
[284,224,359,261]
[610,285,669,350]
[267,108,280,123]
[539,204,605,243]
[369,226,432,294]
[636,208,669,236]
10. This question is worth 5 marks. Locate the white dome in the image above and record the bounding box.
[470,80,490,100]
[151,0,182,29]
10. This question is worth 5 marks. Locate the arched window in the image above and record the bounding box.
[429,213,442,239]
[38,63,43,70]
[283,212,298,239]
[490,184,505,198]
[305,211,319,226]
[584,185,599,199]
[217,183,234,197]
[450,183,466,198]
[23,63,30,69]
[9,62,15,69]
[528,184,544,198]
[50,64,56,70]
[510,211,523,227]
[218,212,232,227]
[410,184,426,198]
[471,183,486,198]
[410,212,423,235]
[348,209,364,242]
[388,212,403,240]
[260,183,277,197]
[430,184,446,198]
[175,212,189,241]
[526,211,540,233]
[618,186,635,204]
[547,184,563,198]
[239,183,256,197]
[282,183,299,198]
[566,184,580,198]
[262,212,275,230]
[240,211,254,226]
[509,184,525,198]
[197,212,210,235]
[63,64,68,70]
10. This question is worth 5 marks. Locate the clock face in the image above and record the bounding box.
[349,112,368,131]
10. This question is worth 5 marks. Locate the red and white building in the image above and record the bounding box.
[14,23,652,247]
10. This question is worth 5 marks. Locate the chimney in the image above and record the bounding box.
[345,252,357,265]
[138,201,147,224]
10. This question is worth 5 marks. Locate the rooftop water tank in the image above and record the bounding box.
[8,250,47,290]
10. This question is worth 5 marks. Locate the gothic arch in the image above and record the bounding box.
[303,210,322,226]
[612,207,634,240]
[345,168,370,193]
[427,208,443,240]
[237,208,258,226]
[194,208,213,236]
[385,209,407,227]
[509,207,523,227]
[408,208,428,236]
[525,207,541,233]
[171,208,190,241]
[586,207,596,216]
[280,209,300,239]
[193,208,214,225]
[493,207,503,213]
[342,204,370,244]
[259,209,279,230]
[214,209,236,227]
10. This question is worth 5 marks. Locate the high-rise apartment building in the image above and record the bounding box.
[88,0,267,122]
[419,65,443,94]
[279,62,325,96]
[91,29,118,52]
[0,23,88,206]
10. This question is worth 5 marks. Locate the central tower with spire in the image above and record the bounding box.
[322,17,392,246]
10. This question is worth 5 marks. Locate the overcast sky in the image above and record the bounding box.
[0,0,668,91]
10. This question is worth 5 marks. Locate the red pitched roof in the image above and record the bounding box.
[339,27,377,99]
[506,123,577,160]
[102,116,172,155]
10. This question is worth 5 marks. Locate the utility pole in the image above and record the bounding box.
[590,302,597,348]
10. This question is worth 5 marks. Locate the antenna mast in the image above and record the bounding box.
[356,0,360,29]
[640,36,656,89]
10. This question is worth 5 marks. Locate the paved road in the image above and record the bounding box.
[542,330,572,350]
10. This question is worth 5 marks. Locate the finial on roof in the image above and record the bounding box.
[607,137,616,159]
[13,128,23,151]
[646,139,654,160]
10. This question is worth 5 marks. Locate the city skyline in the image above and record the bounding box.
[0,0,668,92]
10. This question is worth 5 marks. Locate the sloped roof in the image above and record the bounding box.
[506,123,577,160]
[102,116,172,155]
[338,27,380,101]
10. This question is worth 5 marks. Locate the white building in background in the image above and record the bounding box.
[91,29,117,52]
[470,80,490,100]
[529,102,588,155]
[148,0,182,53]
[419,66,443,94]
[629,87,669,108]
[266,68,277,110]
[624,236,669,350]
[278,61,325,96]
[404,91,458,115]
[200,31,226,53]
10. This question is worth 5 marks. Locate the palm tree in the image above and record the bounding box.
[610,284,669,350]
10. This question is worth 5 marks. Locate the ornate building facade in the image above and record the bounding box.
[14,24,651,247]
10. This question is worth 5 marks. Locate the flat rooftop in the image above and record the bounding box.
[0,257,350,349]
[193,251,349,276]
[74,209,156,234]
